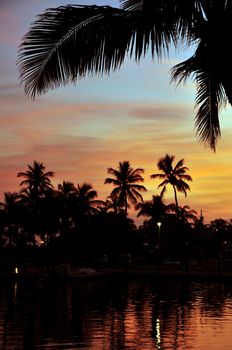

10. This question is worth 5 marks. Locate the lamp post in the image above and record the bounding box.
[156,221,162,271]
[157,221,162,249]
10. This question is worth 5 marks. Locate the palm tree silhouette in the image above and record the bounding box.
[136,194,174,223]
[103,193,124,214]
[17,1,232,150]
[151,154,192,210]
[58,181,76,197]
[57,181,76,235]
[74,183,103,218]
[17,160,54,201]
[1,192,21,246]
[105,161,146,216]
[178,205,198,225]
[17,161,54,243]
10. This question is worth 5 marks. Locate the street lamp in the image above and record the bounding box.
[157,221,162,249]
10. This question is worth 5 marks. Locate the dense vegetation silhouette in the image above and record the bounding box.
[0,156,232,271]
[17,1,232,150]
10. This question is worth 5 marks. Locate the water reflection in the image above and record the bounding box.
[0,278,232,349]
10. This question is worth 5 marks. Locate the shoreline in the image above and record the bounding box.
[3,264,232,283]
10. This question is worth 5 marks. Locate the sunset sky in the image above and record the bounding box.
[1,0,232,224]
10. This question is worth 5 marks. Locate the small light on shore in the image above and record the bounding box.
[15,267,19,274]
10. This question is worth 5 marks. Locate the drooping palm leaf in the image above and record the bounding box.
[194,71,226,151]
[171,53,228,151]
[18,4,179,98]
[120,0,143,11]
[120,0,203,41]
[170,0,232,150]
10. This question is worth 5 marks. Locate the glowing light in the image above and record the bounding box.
[156,222,162,249]
[15,267,18,274]
[14,282,18,299]
[156,318,161,348]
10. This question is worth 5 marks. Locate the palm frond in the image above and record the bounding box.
[173,158,184,170]
[121,0,202,42]
[179,174,192,182]
[120,0,143,11]
[127,191,138,205]
[150,173,165,179]
[18,3,180,97]
[176,179,190,192]
[129,184,147,192]
[104,178,120,186]
[157,180,169,188]
[176,167,190,175]
[131,167,144,175]
[18,5,132,97]
[171,56,198,85]
[194,71,227,151]
[128,174,144,183]
[160,186,166,197]
[158,154,174,171]
[171,50,228,151]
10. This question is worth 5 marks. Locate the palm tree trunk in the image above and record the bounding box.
[124,193,128,216]
[173,185,179,211]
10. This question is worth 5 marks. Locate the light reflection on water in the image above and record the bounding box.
[0,277,232,349]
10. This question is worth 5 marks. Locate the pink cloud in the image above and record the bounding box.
[0,11,9,17]
[128,103,191,120]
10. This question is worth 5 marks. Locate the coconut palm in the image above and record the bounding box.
[16,161,55,243]
[17,1,232,150]
[105,161,146,215]
[55,181,76,240]
[1,192,20,210]
[101,193,124,214]
[151,154,192,210]
[74,183,103,218]
[58,181,76,197]
[136,194,174,224]
[57,180,76,214]
[17,161,54,201]
[0,192,25,246]
[178,205,198,225]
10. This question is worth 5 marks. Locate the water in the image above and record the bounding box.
[0,276,232,349]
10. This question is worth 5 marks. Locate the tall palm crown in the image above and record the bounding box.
[178,205,198,225]
[1,192,22,224]
[74,183,103,217]
[104,161,146,215]
[151,154,192,209]
[57,181,76,221]
[1,192,20,210]
[17,160,54,199]
[136,194,174,223]
[104,193,124,214]
[58,181,76,197]
[17,0,232,150]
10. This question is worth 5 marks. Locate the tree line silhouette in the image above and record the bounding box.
[0,155,232,270]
